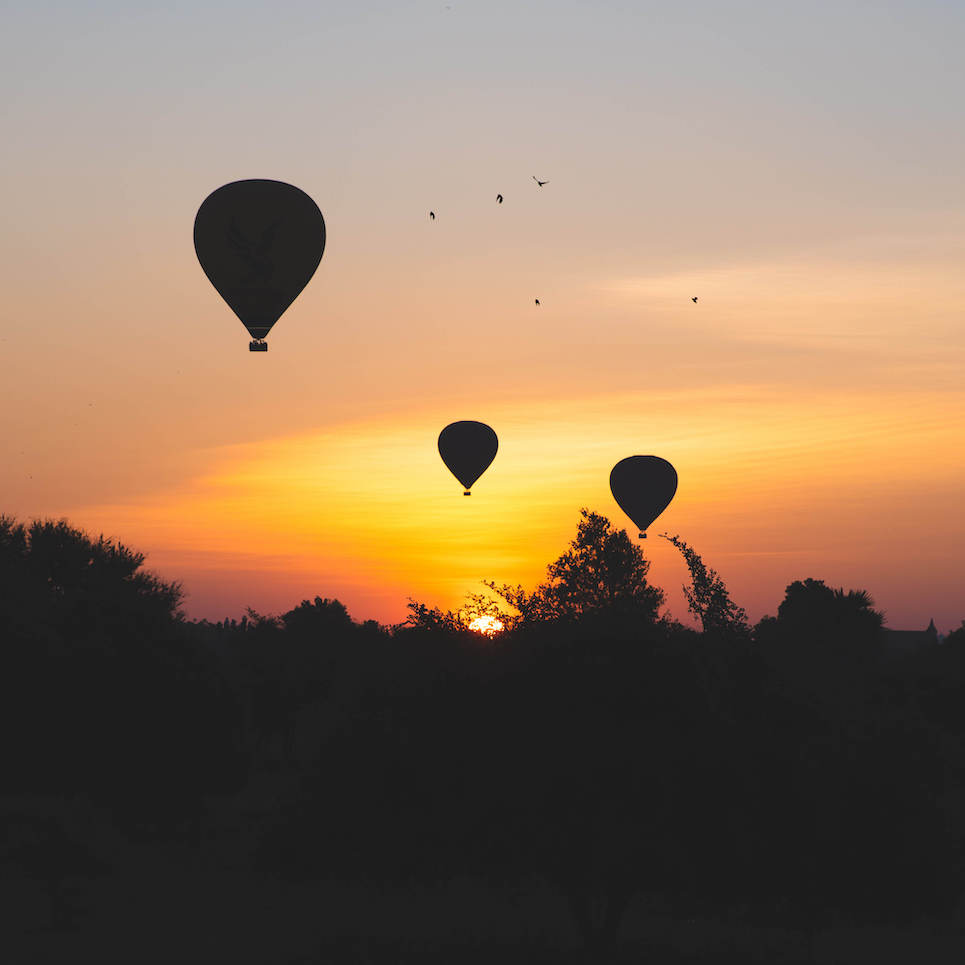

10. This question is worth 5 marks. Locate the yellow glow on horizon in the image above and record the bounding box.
[70,382,965,627]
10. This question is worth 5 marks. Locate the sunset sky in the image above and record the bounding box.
[2,1,964,631]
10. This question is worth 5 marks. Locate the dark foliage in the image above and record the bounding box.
[485,508,665,628]
[0,516,245,836]
[2,511,962,962]
[660,532,751,643]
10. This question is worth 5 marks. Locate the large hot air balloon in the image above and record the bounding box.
[438,421,498,495]
[609,455,678,538]
[194,179,326,351]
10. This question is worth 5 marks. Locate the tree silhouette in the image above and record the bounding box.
[660,532,750,642]
[399,598,465,633]
[0,516,243,836]
[401,591,509,634]
[281,595,352,636]
[758,578,883,647]
[0,515,182,645]
[739,578,958,959]
[944,620,965,647]
[485,509,664,627]
[755,578,885,692]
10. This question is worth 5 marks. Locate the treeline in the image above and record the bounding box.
[2,512,965,960]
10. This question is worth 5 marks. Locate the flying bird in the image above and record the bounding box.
[532,177,548,187]
[429,211,435,220]
[496,194,503,203]
[691,296,698,303]
[535,298,540,306]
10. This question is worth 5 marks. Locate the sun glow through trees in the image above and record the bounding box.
[468,615,504,636]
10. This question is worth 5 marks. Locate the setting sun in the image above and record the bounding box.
[468,615,505,636]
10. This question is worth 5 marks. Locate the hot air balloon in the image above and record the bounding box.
[438,421,498,495]
[609,455,678,538]
[194,179,326,351]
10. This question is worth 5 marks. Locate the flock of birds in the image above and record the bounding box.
[425,177,684,528]
[427,176,698,306]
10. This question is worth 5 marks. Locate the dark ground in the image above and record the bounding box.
[4,790,965,965]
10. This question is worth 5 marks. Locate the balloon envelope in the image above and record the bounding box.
[194,179,325,340]
[438,422,498,494]
[609,455,678,537]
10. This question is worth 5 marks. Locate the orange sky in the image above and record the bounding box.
[56,379,965,631]
[2,1,964,632]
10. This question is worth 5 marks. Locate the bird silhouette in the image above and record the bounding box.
[496,194,503,203]
[535,299,540,306]
[691,296,698,303]
[429,211,435,220]
[532,177,548,187]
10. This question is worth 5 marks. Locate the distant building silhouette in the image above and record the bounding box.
[883,618,939,654]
